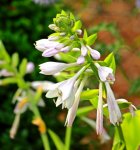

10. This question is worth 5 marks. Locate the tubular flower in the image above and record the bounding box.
[96,63,122,125]
[105,82,122,125]
[39,62,77,75]
[65,77,87,126]
[96,82,103,135]
[46,66,86,109]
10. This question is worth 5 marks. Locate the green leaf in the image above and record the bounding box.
[77,106,95,116]
[72,20,82,31]
[61,10,67,15]
[48,129,65,150]
[11,53,19,67]
[0,40,10,63]
[83,29,88,40]
[104,53,116,73]
[81,89,98,100]
[86,33,97,46]
[19,58,27,77]
[0,77,17,85]
[121,110,140,150]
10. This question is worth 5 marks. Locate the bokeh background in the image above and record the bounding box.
[0,0,140,149]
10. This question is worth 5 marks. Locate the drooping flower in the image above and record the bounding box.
[46,66,86,109]
[105,82,122,125]
[65,77,87,126]
[96,63,121,126]
[39,62,77,75]
[96,82,103,135]
[95,63,115,82]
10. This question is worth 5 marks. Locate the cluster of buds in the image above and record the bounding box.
[35,10,136,135]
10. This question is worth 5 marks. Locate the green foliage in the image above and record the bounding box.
[104,52,116,73]
[86,33,97,46]
[113,110,140,150]
[48,129,65,150]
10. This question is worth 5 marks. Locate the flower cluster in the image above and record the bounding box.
[35,10,135,135]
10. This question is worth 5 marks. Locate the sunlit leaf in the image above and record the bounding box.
[104,53,116,73]
[77,106,95,116]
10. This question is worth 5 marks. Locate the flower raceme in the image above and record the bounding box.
[45,66,86,109]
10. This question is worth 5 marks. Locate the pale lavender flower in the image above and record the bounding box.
[77,56,85,64]
[60,46,71,53]
[95,63,115,82]
[105,82,122,125]
[96,82,103,135]
[48,36,59,41]
[46,66,86,109]
[65,77,87,126]
[115,99,136,117]
[0,69,14,77]
[35,39,59,52]
[42,48,59,57]
[87,45,100,60]
[39,62,77,75]
[96,64,121,125]
[81,44,88,57]
[26,62,35,74]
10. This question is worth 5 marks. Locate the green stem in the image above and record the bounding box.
[116,124,126,150]
[32,106,51,150]
[65,126,72,150]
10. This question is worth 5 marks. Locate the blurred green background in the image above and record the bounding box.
[0,0,140,150]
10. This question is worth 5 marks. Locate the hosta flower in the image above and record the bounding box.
[65,77,87,126]
[87,45,100,60]
[31,81,55,92]
[96,82,103,135]
[105,82,122,125]
[77,56,85,65]
[39,62,77,75]
[35,39,59,52]
[46,66,86,109]
[96,63,121,126]
[95,63,115,82]
[26,62,34,74]
[0,69,14,77]
[35,38,72,57]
